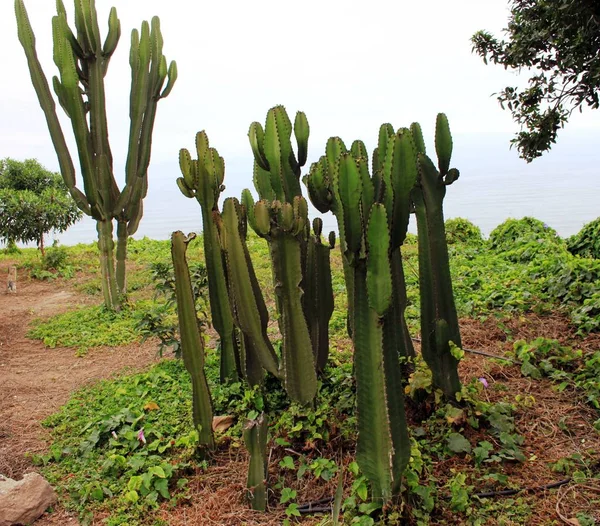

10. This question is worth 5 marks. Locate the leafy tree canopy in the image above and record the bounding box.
[0,158,83,253]
[472,0,600,162]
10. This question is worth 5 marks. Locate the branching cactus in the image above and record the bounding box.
[171,231,214,451]
[245,106,334,404]
[243,413,269,511]
[320,128,418,501]
[410,115,462,400]
[15,0,176,310]
[176,132,240,383]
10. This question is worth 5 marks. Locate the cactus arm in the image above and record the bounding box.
[353,264,393,501]
[171,231,215,450]
[412,187,436,371]
[219,199,280,377]
[304,222,334,372]
[294,111,309,167]
[14,0,89,213]
[389,130,418,249]
[270,234,318,404]
[336,154,363,256]
[390,248,416,361]
[202,205,240,383]
[366,204,392,316]
[435,113,452,176]
[243,414,268,511]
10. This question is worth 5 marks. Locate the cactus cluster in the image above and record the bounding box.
[15,0,176,310]
[177,106,335,406]
[174,108,464,504]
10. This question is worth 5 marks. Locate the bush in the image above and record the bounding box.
[42,244,69,270]
[445,218,484,245]
[567,218,600,259]
[489,217,561,253]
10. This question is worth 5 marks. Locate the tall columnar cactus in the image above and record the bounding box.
[245,106,330,404]
[171,231,214,451]
[411,115,462,399]
[15,0,177,310]
[317,128,418,500]
[176,132,240,383]
[243,413,269,511]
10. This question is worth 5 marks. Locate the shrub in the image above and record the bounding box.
[445,218,484,245]
[42,244,69,270]
[489,217,561,253]
[567,218,600,259]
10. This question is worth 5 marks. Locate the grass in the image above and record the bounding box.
[5,216,600,524]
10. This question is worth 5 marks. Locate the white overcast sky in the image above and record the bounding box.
[1,0,599,183]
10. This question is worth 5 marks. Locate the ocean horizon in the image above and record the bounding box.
[8,130,600,248]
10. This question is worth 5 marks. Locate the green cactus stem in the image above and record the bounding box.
[246,106,320,403]
[243,413,269,511]
[15,0,176,310]
[412,114,462,399]
[171,231,214,450]
[304,218,335,372]
[217,198,280,380]
[177,132,240,383]
[330,145,413,501]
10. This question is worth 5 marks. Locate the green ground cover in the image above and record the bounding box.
[4,216,600,525]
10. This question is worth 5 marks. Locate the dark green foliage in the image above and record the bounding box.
[567,218,600,259]
[0,158,82,252]
[472,0,600,161]
[445,218,483,245]
[489,217,560,253]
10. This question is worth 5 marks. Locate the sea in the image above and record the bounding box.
[16,130,600,247]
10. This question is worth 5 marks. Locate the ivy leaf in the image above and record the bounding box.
[447,432,472,453]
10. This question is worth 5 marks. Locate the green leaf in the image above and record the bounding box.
[447,432,471,453]
[520,360,542,379]
[279,456,295,470]
[154,478,170,499]
[280,487,297,504]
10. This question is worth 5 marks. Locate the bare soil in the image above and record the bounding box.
[0,269,159,524]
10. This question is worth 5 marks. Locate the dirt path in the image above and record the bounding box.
[0,272,159,524]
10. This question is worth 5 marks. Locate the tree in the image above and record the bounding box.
[472,0,600,162]
[15,0,177,310]
[0,158,82,254]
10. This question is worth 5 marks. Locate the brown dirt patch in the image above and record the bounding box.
[0,269,160,524]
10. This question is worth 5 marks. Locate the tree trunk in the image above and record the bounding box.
[116,220,128,296]
[97,219,120,310]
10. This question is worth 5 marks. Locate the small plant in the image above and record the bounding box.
[567,217,600,259]
[445,217,484,245]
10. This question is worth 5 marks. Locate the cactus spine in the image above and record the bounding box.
[176,132,240,383]
[171,232,214,450]
[243,413,269,511]
[15,0,176,310]
[411,115,462,399]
